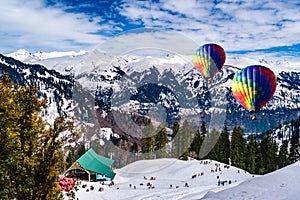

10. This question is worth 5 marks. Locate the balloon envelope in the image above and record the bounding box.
[232,65,276,113]
[192,43,226,79]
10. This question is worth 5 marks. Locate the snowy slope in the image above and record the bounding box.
[4,49,300,145]
[201,161,300,200]
[7,49,300,77]
[6,49,88,62]
[226,53,300,75]
[70,159,254,200]
[5,49,89,76]
[0,53,75,124]
[68,159,300,200]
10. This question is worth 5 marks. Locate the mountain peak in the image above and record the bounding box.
[5,49,88,62]
[16,48,31,54]
[6,49,32,61]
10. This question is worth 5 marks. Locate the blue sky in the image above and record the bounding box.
[0,0,299,56]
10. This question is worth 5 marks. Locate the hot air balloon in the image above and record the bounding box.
[192,43,226,83]
[232,65,277,120]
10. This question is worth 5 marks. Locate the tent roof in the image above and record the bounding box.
[77,148,115,178]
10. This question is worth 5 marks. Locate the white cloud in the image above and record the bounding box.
[1,0,299,55]
[97,30,198,58]
[0,0,107,53]
[162,1,213,19]
[118,0,300,52]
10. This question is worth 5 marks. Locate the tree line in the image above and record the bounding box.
[140,119,300,175]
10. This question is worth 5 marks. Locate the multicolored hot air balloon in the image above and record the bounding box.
[192,43,226,82]
[232,65,277,120]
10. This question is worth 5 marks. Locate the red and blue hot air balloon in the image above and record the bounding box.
[232,65,277,120]
[192,43,226,82]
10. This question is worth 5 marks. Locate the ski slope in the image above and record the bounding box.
[69,158,254,200]
[201,161,300,200]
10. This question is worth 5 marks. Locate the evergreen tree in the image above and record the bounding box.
[246,134,256,174]
[289,132,300,163]
[0,74,74,199]
[77,142,86,158]
[259,134,268,173]
[66,147,76,169]
[200,121,208,136]
[267,136,278,172]
[172,121,180,139]
[172,120,194,160]
[198,121,212,159]
[171,122,180,158]
[179,120,193,160]
[291,118,300,139]
[207,127,230,163]
[141,121,155,159]
[230,126,246,169]
[189,129,204,159]
[207,129,221,161]
[260,133,277,173]
[255,140,263,174]
[154,123,168,158]
[219,126,230,164]
[32,117,72,200]
[278,140,289,168]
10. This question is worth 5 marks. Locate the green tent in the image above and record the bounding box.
[66,148,116,181]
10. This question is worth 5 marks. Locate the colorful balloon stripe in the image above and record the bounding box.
[192,43,226,79]
[232,65,276,113]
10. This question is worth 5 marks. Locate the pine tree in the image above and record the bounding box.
[259,134,268,174]
[207,127,230,163]
[246,134,256,174]
[255,140,263,174]
[207,129,221,161]
[172,120,194,160]
[32,117,73,200]
[171,122,180,158]
[219,126,230,164]
[278,140,289,168]
[179,120,193,160]
[289,132,300,163]
[141,121,155,159]
[266,136,278,172]
[0,74,74,199]
[198,121,212,159]
[260,133,277,173]
[201,121,208,136]
[230,126,246,169]
[154,123,168,158]
[172,121,180,139]
[77,142,86,159]
[66,147,76,169]
[189,129,204,159]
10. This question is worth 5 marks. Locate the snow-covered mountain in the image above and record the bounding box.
[0,53,103,151]
[0,53,74,124]
[3,49,300,155]
[6,49,88,62]
[55,48,300,133]
[5,49,89,78]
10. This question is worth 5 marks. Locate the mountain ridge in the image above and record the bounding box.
[1,50,300,161]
